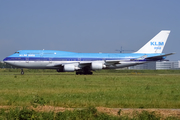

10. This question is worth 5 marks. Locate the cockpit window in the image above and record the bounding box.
[15,52,19,54]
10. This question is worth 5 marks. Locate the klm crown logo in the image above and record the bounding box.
[150,42,164,46]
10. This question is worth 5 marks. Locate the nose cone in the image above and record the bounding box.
[3,57,8,62]
[3,57,15,66]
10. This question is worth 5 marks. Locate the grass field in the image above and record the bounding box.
[0,69,180,108]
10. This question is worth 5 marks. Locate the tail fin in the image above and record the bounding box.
[136,30,170,53]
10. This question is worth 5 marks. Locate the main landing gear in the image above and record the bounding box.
[76,67,93,75]
[76,68,93,75]
[76,71,93,75]
[21,69,24,75]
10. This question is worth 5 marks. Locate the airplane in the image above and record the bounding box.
[3,30,174,75]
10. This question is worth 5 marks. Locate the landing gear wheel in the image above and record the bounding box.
[76,71,93,75]
[76,72,82,75]
[21,69,24,75]
[86,72,93,75]
[21,71,24,75]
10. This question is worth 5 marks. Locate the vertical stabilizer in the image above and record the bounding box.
[136,30,170,53]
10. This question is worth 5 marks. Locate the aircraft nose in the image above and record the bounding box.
[3,57,9,63]
[3,57,7,62]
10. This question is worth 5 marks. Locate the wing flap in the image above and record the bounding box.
[47,61,92,67]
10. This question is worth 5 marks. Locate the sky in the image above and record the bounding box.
[0,0,180,61]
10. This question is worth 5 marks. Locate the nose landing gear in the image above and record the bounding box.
[21,69,24,75]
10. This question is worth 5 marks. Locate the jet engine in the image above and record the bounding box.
[91,62,105,70]
[63,64,75,72]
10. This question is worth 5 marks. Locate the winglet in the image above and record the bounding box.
[136,30,170,53]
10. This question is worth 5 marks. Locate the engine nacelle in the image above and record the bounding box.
[63,64,75,72]
[91,62,104,70]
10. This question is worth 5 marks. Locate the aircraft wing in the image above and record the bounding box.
[46,63,63,67]
[80,60,121,64]
[47,62,80,67]
[78,60,121,69]
[46,61,92,67]
[47,60,121,68]
[105,60,120,63]
[104,60,121,65]
[79,60,121,66]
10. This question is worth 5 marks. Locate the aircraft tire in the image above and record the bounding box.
[76,71,93,75]
[20,69,24,75]
[84,72,93,75]
[76,72,82,75]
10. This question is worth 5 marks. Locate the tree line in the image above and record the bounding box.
[0,62,16,68]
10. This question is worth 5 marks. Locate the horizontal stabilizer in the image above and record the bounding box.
[145,53,175,60]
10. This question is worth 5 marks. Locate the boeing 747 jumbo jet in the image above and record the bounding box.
[3,30,174,75]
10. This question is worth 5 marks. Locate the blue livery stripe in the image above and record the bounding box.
[4,57,129,61]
